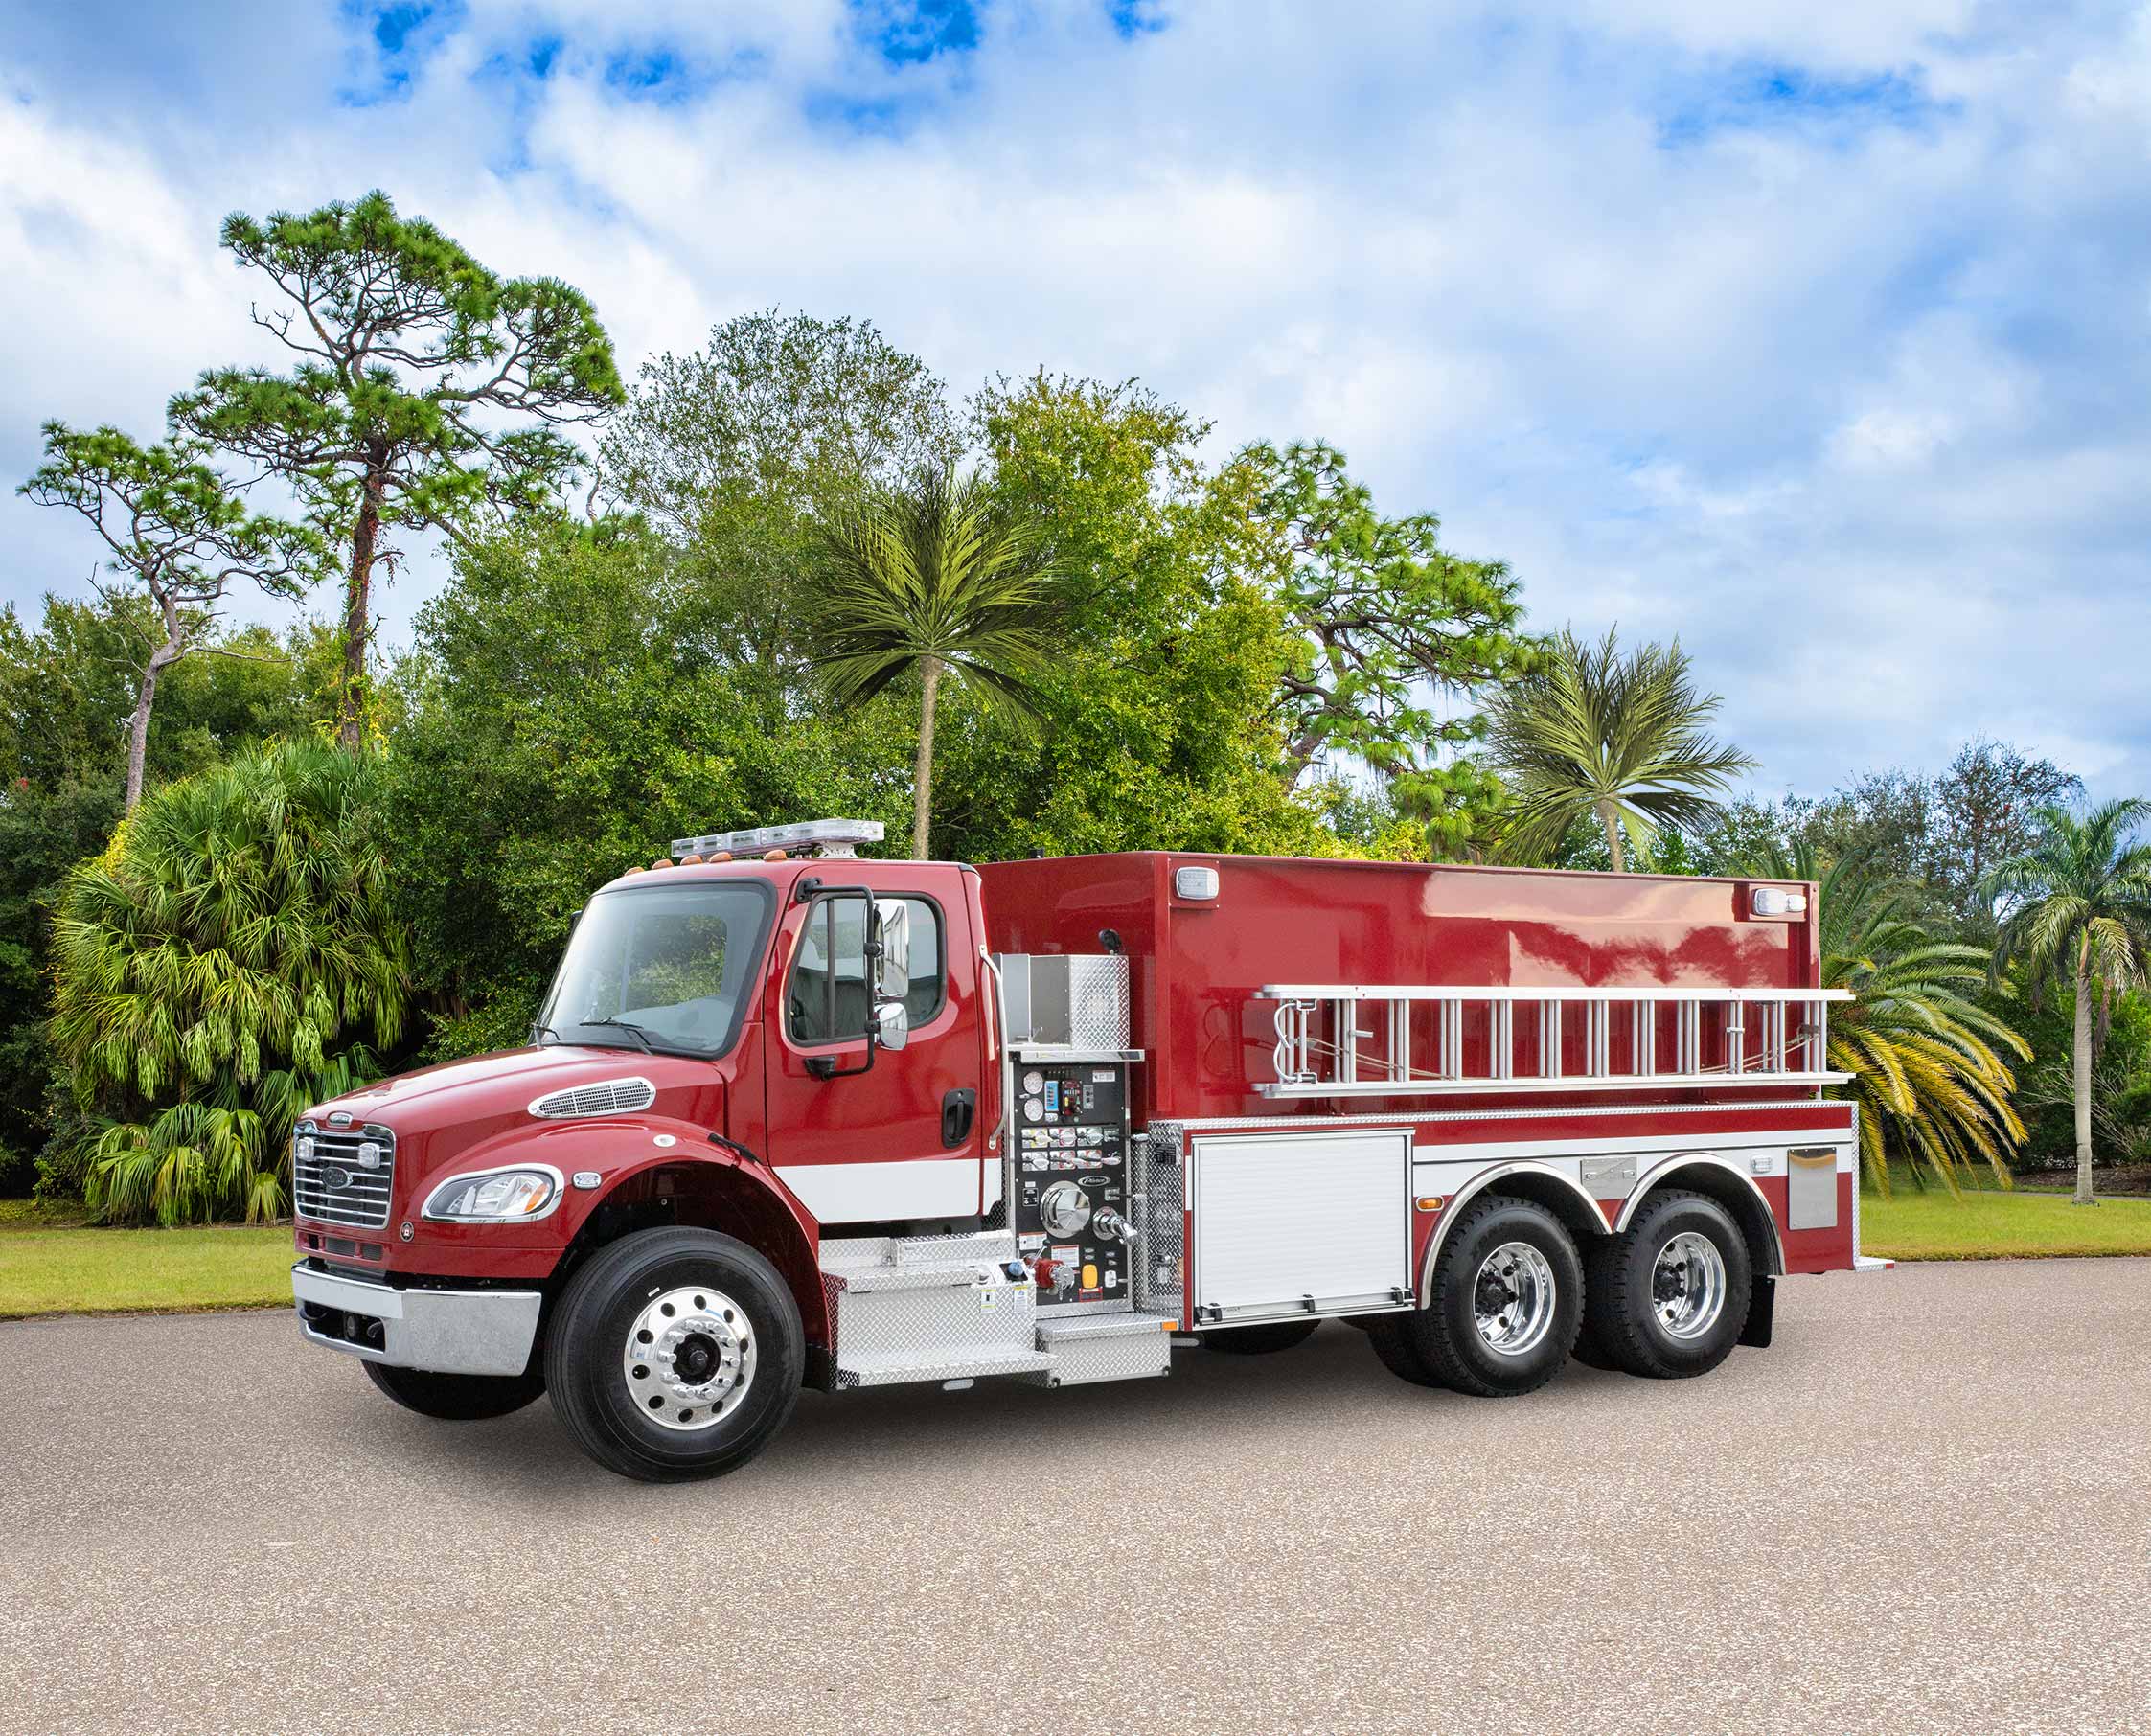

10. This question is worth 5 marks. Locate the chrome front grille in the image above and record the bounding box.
[530,1076,656,1119]
[292,1122,396,1229]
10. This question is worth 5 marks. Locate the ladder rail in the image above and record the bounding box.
[1254,983,1851,1100]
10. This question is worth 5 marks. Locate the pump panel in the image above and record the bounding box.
[1012,1058,1133,1306]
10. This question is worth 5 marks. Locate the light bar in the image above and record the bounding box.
[672,818,885,860]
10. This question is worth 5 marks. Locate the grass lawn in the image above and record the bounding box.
[1862,1182,2151,1261]
[0,1205,292,1318]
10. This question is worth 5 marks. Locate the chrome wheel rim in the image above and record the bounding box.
[1652,1231,1727,1340]
[1472,1241,1558,1357]
[622,1285,756,1432]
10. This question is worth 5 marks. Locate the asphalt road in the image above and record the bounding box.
[4,1259,2147,1736]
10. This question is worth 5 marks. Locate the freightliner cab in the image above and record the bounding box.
[289,818,1880,1481]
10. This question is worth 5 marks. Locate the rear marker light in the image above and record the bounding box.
[1174,865,1220,900]
[1751,886,1809,918]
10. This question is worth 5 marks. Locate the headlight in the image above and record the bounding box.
[422,1166,563,1222]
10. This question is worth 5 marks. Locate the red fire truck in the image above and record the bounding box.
[289,818,1881,1480]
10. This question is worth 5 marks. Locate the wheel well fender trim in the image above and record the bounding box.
[1615,1152,1786,1277]
[1417,1160,1608,1304]
[569,1150,829,1346]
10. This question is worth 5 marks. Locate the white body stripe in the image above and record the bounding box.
[775,1157,982,1224]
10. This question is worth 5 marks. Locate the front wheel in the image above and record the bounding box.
[546,1227,804,1482]
[1368,1195,1583,1397]
[363,1360,544,1420]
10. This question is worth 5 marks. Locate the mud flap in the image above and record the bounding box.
[1738,1273,1775,1349]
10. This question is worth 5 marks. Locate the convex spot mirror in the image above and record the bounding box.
[873,999,909,1052]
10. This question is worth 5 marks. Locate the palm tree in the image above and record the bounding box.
[1985,800,2151,1205]
[1484,627,1755,870]
[1746,841,2028,1195]
[807,467,1064,858]
[49,741,411,1223]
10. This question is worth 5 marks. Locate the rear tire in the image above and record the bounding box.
[1580,1189,1751,1380]
[1197,1318,1320,1355]
[363,1360,544,1420]
[1368,1195,1583,1397]
[546,1227,804,1481]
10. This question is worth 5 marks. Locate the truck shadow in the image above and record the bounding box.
[363,1321,1630,1507]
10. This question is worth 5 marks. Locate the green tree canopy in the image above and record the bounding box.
[389,520,913,1058]
[940,372,1346,861]
[171,190,625,748]
[1239,440,1537,852]
[808,466,1066,858]
[1485,626,1755,871]
[1987,800,2151,1204]
[49,742,411,1222]
[19,423,319,809]
[599,310,958,718]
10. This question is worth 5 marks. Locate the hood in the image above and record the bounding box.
[308,1044,698,1137]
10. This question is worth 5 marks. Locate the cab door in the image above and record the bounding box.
[762,865,985,1231]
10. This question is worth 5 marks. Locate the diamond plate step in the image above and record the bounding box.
[1036,1309,1179,1344]
[836,1346,1056,1388]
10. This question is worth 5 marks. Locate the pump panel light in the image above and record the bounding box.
[1750,886,1809,918]
[422,1165,564,1222]
[1174,865,1221,901]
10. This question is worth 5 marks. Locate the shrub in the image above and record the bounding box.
[49,742,411,1223]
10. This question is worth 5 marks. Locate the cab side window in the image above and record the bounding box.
[787,895,944,1045]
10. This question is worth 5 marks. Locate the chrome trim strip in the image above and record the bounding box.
[1614,1153,1789,1276]
[1415,1160,1610,1303]
[1156,1101,1851,1131]
[290,1264,542,1377]
[419,1162,567,1222]
[1259,984,1855,1002]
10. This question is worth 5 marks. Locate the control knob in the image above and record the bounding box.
[1093,1207,1139,1243]
[1038,1180,1092,1238]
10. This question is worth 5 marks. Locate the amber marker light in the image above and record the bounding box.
[1416,1196,1445,1213]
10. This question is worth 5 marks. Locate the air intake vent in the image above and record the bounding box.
[530,1077,657,1119]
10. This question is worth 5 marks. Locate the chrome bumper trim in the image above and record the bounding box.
[291,1263,542,1378]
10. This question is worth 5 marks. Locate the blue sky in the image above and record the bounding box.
[3,0,2148,801]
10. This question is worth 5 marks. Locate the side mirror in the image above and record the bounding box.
[873,1000,909,1052]
[872,897,911,1001]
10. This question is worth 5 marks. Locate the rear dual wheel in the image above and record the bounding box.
[1369,1195,1583,1397]
[1578,1190,1751,1380]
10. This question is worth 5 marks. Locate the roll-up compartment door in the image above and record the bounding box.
[1189,1128,1411,1324]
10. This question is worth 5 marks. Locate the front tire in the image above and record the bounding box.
[546,1227,804,1482]
[1197,1318,1320,1355]
[1368,1195,1583,1397]
[1579,1190,1751,1380]
[363,1360,544,1420]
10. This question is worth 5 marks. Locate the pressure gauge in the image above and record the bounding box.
[1023,1097,1045,1123]
[1021,1068,1046,1094]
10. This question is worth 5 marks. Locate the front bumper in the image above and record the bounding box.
[291,1263,542,1378]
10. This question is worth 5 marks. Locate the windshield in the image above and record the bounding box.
[537,879,774,1056]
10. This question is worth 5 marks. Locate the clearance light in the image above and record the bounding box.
[1751,887,1810,918]
[1174,865,1220,900]
[422,1166,563,1222]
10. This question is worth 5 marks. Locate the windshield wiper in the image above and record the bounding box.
[584,1016,657,1053]
[532,1022,562,1046]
